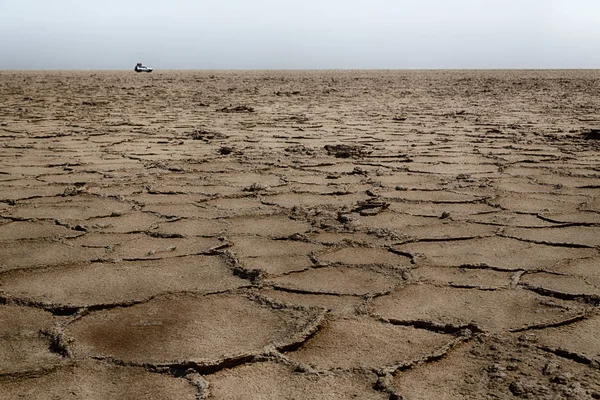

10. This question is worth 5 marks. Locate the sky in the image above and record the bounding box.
[0,0,599,69]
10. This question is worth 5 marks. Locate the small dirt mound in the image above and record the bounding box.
[188,127,228,141]
[285,145,316,155]
[217,105,255,113]
[324,144,371,158]
[583,129,600,140]
[275,90,301,96]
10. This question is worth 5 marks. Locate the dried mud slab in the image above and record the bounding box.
[504,226,600,248]
[408,163,498,175]
[532,314,600,364]
[225,215,312,237]
[109,236,223,260]
[0,241,107,272]
[374,173,447,191]
[194,197,276,219]
[0,256,247,308]
[0,360,197,399]
[214,172,284,188]
[309,231,394,246]
[545,257,600,280]
[370,285,582,333]
[66,293,323,366]
[259,288,362,315]
[138,203,213,219]
[412,266,511,288]
[521,272,600,300]
[494,176,560,194]
[240,254,314,276]
[67,232,140,248]
[317,246,411,267]
[262,193,365,209]
[206,361,387,399]
[394,236,597,271]
[0,305,63,375]
[4,195,132,220]
[126,193,211,207]
[288,317,453,370]
[537,211,600,225]
[87,212,165,234]
[390,201,497,218]
[380,189,486,203]
[350,212,436,232]
[0,183,66,201]
[0,335,64,376]
[398,222,498,241]
[0,220,82,241]
[490,193,586,214]
[152,218,229,237]
[231,237,323,276]
[267,265,400,296]
[231,236,324,258]
[392,338,600,400]
[465,211,558,227]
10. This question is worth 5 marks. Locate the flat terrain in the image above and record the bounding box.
[0,70,599,399]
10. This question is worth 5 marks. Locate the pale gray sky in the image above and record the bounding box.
[1,0,599,69]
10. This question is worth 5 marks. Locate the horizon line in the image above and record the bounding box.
[1,67,599,72]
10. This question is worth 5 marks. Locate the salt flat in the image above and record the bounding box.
[1,70,599,399]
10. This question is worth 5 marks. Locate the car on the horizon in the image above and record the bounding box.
[134,62,153,73]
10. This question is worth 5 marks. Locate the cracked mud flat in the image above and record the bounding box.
[1,70,599,399]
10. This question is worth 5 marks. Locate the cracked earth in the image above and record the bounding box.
[0,70,599,399]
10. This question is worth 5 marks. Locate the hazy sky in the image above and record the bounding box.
[1,0,599,69]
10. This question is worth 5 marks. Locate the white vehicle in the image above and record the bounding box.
[134,62,153,73]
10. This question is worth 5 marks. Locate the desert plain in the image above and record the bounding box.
[0,69,599,399]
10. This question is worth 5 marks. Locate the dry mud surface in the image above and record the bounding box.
[0,70,599,399]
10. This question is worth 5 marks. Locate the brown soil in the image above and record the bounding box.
[0,70,599,399]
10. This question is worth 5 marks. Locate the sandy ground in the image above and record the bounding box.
[0,69,599,399]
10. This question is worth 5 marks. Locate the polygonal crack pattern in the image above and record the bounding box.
[0,305,65,375]
[206,361,388,399]
[0,256,248,309]
[2,70,600,398]
[0,360,198,400]
[392,337,600,400]
[370,285,585,334]
[64,293,324,366]
[287,316,455,370]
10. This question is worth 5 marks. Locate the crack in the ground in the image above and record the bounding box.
[220,250,263,283]
[534,344,600,369]
[459,263,526,273]
[0,292,155,316]
[92,353,258,377]
[117,241,233,262]
[379,316,485,335]
[392,235,496,246]
[534,214,600,227]
[400,333,473,367]
[520,284,600,306]
[0,363,69,381]
[268,284,394,298]
[0,286,249,318]
[509,312,588,333]
[447,283,499,291]
[499,232,599,249]
[385,246,416,263]
[41,328,72,358]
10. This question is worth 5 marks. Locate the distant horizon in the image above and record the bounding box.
[2,0,599,70]
[2,67,600,72]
